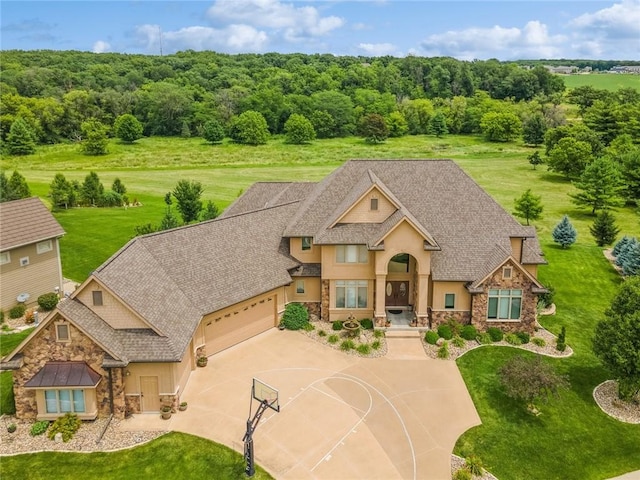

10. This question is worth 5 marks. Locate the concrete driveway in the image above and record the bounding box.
[140,330,480,479]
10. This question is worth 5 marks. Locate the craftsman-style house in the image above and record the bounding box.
[0,197,65,312]
[1,160,546,420]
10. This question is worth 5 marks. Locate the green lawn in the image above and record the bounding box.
[1,134,639,478]
[1,328,34,414]
[562,73,640,91]
[455,243,640,480]
[0,432,273,480]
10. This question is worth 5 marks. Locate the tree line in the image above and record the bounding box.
[1,50,566,145]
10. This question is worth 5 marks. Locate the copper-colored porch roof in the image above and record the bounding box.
[24,361,102,388]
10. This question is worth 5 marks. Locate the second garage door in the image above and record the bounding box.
[205,296,276,355]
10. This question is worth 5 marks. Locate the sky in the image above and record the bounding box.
[1,0,639,60]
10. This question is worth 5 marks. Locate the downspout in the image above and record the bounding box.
[108,368,114,415]
[520,238,525,264]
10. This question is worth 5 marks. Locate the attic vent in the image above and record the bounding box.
[503,266,513,279]
[370,198,379,211]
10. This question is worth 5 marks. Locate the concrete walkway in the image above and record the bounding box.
[120,330,480,479]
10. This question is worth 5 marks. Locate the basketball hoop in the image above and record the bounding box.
[243,378,280,477]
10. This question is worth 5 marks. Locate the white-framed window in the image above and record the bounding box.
[370,198,379,211]
[296,280,305,294]
[444,293,455,309]
[45,389,85,414]
[336,245,368,264]
[488,289,522,320]
[20,256,30,267]
[92,291,103,306]
[55,322,70,342]
[37,240,53,254]
[502,266,513,279]
[301,237,312,251]
[336,280,368,308]
[0,252,10,265]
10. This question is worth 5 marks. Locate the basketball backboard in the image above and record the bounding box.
[252,378,280,412]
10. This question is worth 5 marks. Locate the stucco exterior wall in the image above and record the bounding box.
[339,188,396,224]
[75,279,148,329]
[289,237,322,263]
[321,245,374,279]
[286,277,321,304]
[12,315,125,420]
[0,239,63,311]
[431,282,472,310]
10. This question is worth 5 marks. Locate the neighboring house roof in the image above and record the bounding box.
[0,197,65,251]
[24,361,101,388]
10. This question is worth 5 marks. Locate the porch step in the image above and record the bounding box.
[384,329,423,338]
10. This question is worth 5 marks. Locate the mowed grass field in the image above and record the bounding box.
[1,133,640,478]
[562,72,640,91]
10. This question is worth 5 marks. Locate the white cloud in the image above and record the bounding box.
[419,21,566,60]
[207,0,344,42]
[570,0,640,38]
[134,23,268,54]
[92,40,111,53]
[357,42,398,56]
[566,0,640,59]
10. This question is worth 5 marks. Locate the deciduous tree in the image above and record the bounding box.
[113,114,143,143]
[202,119,225,144]
[499,356,569,411]
[284,113,315,144]
[522,112,547,146]
[358,113,389,144]
[528,151,544,170]
[593,277,640,399]
[547,137,593,179]
[80,119,108,155]
[229,110,270,145]
[513,189,543,225]
[172,180,203,223]
[480,112,522,142]
[385,111,408,138]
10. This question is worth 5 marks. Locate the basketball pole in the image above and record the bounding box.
[243,399,270,477]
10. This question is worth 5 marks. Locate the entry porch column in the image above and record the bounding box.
[374,274,387,327]
[416,273,430,327]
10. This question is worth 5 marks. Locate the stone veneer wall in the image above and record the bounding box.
[471,261,539,334]
[320,280,330,322]
[13,320,125,420]
[301,302,321,320]
[430,311,471,328]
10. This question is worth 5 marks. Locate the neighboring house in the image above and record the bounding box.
[0,197,65,313]
[1,160,547,420]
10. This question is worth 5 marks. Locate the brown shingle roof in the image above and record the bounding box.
[284,160,542,281]
[0,197,65,251]
[91,202,301,360]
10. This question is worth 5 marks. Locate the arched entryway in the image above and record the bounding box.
[384,253,417,326]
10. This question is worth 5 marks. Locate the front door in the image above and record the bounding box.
[385,281,409,307]
[140,376,160,412]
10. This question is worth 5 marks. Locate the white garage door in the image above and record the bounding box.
[205,297,276,355]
